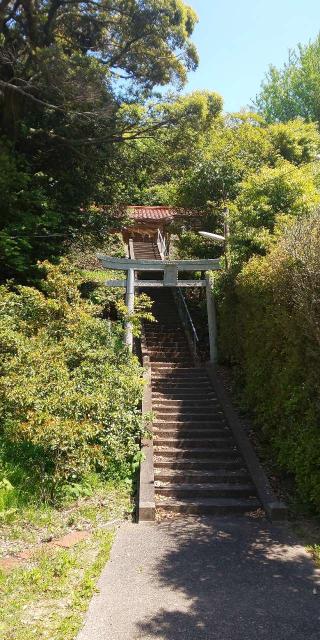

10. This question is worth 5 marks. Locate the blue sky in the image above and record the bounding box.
[185,0,320,112]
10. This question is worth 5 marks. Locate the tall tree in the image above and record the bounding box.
[255,34,320,124]
[169,114,320,263]
[101,90,223,204]
[0,0,198,279]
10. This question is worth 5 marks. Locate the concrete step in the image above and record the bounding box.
[148,355,192,361]
[155,483,256,499]
[152,391,214,397]
[154,438,233,448]
[152,376,210,382]
[153,419,226,426]
[146,336,186,342]
[152,378,209,384]
[154,458,244,470]
[147,343,187,350]
[151,371,204,376]
[146,337,184,341]
[147,344,189,349]
[153,400,219,408]
[151,363,203,369]
[152,382,213,388]
[147,321,180,324]
[154,469,252,483]
[153,398,219,406]
[150,357,192,363]
[155,497,261,515]
[153,389,216,395]
[152,398,218,408]
[153,428,230,437]
[153,397,217,404]
[154,411,225,420]
[152,388,215,395]
[154,404,223,411]
[153,448,238,459]
[151,364,203,370]
[134,250,158,254]
[151,375,208,381]
[151,371,208,377]
[147,349,190,357]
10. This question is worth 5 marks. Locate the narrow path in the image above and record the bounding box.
[77,517,320,640]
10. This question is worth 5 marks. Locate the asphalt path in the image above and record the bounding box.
[77,516,320,640]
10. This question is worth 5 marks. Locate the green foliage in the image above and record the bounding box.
[268,120,320,164]
[171,114,320,267]
[218,213,320,512]
[230,160,320,264]
[0,261,144,499]
[174,230,222,260]
[102,90,223,205]
[0,1,198,279]
[175,113,271,209]
[255,33,320,123]
[0,139,62,278]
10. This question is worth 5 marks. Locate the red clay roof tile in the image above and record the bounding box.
[128,206,200,221]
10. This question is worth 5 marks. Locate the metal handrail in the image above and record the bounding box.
[157,228,168,258]
[128,238,135,259]
[175,287,199,361]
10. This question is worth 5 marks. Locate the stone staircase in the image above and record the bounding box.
[134,241,260,517]
[132,240,161,260]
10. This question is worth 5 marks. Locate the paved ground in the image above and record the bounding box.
[77,516,320,640]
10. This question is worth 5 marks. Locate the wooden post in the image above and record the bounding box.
[125,268,135,351]
[205,272,217,364]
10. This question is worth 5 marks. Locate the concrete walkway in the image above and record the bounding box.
[77,516,320,640]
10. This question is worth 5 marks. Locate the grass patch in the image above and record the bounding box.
[308,545,320,567]
[0,530,114,640]
[0,474,131,556]
[290,518,320,568]
[0,473,132,639]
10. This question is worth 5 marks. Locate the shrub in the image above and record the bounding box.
[218,212,320,511]
[0,260,144,500]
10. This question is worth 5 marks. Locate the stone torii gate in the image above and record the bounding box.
[97,254,222,363]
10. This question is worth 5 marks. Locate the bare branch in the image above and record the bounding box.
[0,77,114,119]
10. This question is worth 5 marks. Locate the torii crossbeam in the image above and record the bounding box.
[97,254,222,362]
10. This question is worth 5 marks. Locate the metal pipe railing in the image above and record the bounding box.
[174,287,199,361]
[157,228,168,258]
[128,238,135,259]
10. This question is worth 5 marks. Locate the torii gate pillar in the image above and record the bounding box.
[205,272,218,364]
[125,268,135,350]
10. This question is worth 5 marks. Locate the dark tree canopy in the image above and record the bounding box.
[0,0,198,140]
[0,0,198,279]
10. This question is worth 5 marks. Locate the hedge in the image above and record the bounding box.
[218,213,320,512]
[0,260,145,501]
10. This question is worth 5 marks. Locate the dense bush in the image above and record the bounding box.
[218,212,320,511]
[0,261,145,500]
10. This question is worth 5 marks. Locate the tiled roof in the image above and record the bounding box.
[129,206,198,221]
